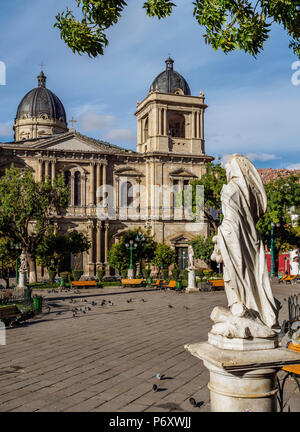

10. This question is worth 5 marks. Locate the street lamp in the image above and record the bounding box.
[270,222,280,277]
[125,240,138,278]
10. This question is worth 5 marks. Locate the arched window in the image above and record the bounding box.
[143,117,149,142]
[121,181,134,207]
[64,170,71,205]
[74,171,81,206]
[168,112,185,138]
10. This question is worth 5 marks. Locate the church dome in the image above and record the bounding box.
[150,57,191,96]
[16,71,67,122]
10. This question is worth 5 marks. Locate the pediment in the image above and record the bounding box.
[28,132,129,154]
[168,232,195,244]
[114,167,143,177]
[169,168,197,178]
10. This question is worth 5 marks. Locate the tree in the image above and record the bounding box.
[0,166,69,283]
[152,243,176,270]
[108,228,157,272]
[0,238,19,289]
[190,234,216,270]
[257,172,300,270]
[54,1,300,58]
[37,230,90,272]
[191,161,227,233]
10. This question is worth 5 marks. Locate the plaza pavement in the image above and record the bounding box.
[0,282,299,412]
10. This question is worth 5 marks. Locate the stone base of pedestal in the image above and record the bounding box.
[208,332,278,351]
[127,268,134,279]
[186,287,200,293]
[184,341,300,412]
[14,287,26,297]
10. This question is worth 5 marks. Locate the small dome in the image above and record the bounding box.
[150,57,191,96]
[16,71,67,122]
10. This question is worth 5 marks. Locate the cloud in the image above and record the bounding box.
[78,112,115,132]
[245,153,280,162]
[286,163,300,170]
[0,122,13,136]
[105,128,136,144]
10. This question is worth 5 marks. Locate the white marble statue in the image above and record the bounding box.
[210,154,279,340]
[187,244,195,270]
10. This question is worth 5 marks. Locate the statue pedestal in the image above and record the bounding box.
[17,270,27,293]
[127,268,134,279]
[186,269,198,293]
[184,341,300,412]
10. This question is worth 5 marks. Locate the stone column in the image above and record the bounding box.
[158,107,161,135]
[45,160,50,180]
[115,175,120,220]
[200,109,204,140]
[87,221,95,276]
[51,160,56,185]
[96,221,102,267]
[38,159,43,182]
[96,163,101,205]
[104,222,110,276]
[89,163,95,206]
[196,112,200,138]
[164,108,167,135]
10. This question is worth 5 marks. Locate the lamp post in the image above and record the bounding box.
[270,222,280,278]
[135,231,145,277]
[181,250,187,270]
[125,240,138,278]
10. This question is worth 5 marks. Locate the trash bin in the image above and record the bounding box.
[33,295,42,311]
[176,280,182,290]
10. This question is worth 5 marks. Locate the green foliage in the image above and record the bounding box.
[37,230,90,270]
[257,173,300,253]
[190,234,215,266]
[0,166,69,263]
[108,228,157,271]
[55,1,300,58]
[171,264,180,280]
[97,268,105,281]
[152,243,176,269]
[72,269,84,281]
[48,270,57,283]
[0,238,19,288]
[191,161,227,232]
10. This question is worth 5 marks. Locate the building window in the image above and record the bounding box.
[143,117,149,143]
[121,181,134,207]
[74,171,81,206]
[64,170,71,205]
[168,112,185,138]
[173,179,181,208]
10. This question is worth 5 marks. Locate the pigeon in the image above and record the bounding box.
[101,300,106,306]
[156,373,164,380]
[56,311,61,316]
[189,397,197,407]
[72,312,77,318]
[183,306,190,310]
[85,306,91,311]
[82,310,86,314]
[91,301,97,306]
[140,298,146,302]
[152,384,158,392]
[168,304,173,308]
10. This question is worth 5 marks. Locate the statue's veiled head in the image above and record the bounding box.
[225,153,267,216]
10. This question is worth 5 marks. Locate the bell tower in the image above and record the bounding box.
[135,58,207,155]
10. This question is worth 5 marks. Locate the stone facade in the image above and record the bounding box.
[0,59,214,277]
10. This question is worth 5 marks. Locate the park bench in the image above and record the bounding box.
[208,279,225,290]
[160,280,177,291]
[0,305,22,326]
[121,279,143,287]
[71,281,97,289]
[279,275,297,284]
[277,342,300,411]
[152,279,166,288]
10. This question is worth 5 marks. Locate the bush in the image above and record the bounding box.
[97,269,105,281]
[180,269,188,281]
[172,265,180,280]
[72,269,83,281]
[143,268,151,279]
[162,269,169,280]
[60,271,70,281]
[121,269,128,278]
[48,270,56,283]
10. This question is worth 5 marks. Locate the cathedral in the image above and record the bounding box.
[0,58,214,276]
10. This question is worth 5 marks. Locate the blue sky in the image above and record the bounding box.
[0,0,299,169]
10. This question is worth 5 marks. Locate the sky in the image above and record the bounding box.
[0,0,299,169]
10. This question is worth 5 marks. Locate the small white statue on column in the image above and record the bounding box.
[17,251,28,290]
[186,245,197,292]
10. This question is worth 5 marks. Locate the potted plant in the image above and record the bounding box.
[72,269,83,281]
